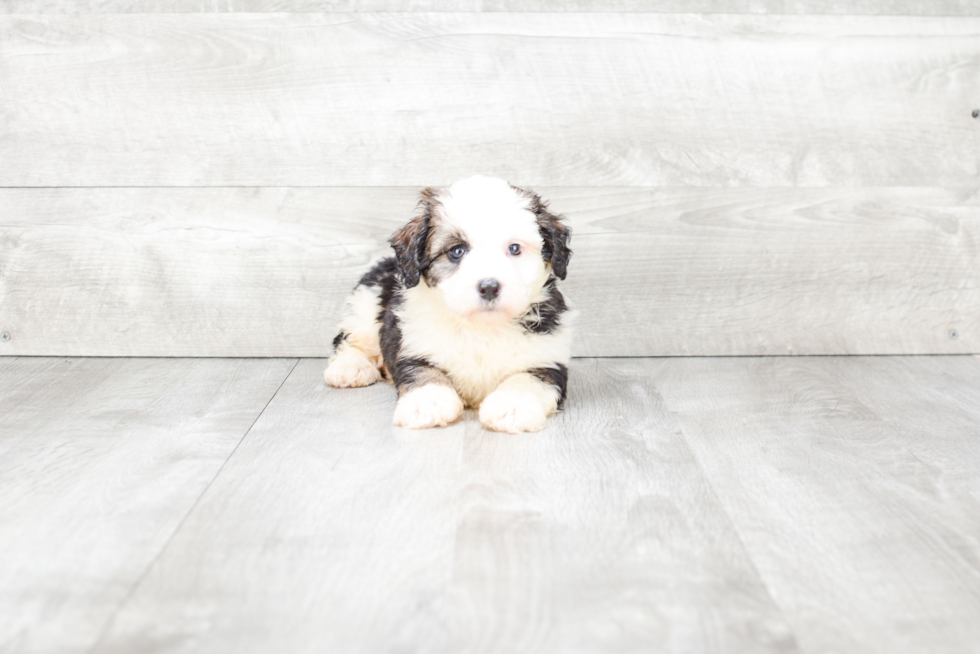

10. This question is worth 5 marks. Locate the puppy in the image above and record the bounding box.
[324,176,573,433]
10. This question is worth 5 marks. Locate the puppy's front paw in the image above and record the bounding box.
[479,389,548,433]
[324,351,382,388]
[393,385,464,429]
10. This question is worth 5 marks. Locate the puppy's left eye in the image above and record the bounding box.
[447,245,467,262]
[508,244,521,256]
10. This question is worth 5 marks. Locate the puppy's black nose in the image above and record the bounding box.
[478,278,501,300]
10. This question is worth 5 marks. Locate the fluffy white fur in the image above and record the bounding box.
[433,176,549,325]
[397,280,571,408]
[324,347,381,389]
[392,384,465,429]
[479,372,557,433]
[325,175,573,432]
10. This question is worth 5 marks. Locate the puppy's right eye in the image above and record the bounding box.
[447,245,466,262]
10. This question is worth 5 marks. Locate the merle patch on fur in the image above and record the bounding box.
[390,356,448,391]
[332,331,348,350]
[357,257,399,289]
[389,187,438,288]
[370,259,405,382]
[520,277,567,335]
[344,256,453,394]
[529,364,569,408]
[534,203,572,280]
[513,187,572,280]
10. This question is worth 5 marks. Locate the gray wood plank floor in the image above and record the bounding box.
[2,355,979,653]
[0,357,298,654]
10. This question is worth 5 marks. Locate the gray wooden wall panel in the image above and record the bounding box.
[1,187,976,357]
[4,1,980,14]
[2,13,979,187]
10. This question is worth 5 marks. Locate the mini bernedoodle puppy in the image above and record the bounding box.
[324,175,574,433]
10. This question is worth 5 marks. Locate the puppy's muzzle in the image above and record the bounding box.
[478,278,501,301]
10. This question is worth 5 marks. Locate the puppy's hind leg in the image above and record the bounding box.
[325,283,384,388]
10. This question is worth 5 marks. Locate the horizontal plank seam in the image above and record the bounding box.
[3,354,977,361]
[0,184,975,192]
[83,357,301,654]
[575,353,980,359]
[4,10,980,15]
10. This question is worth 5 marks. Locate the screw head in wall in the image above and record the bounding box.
[974,110,980,119]
[0,332,9,342]
[949,329,959,340]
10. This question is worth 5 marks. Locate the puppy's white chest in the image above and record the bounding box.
[401,310,569,407]
[399,315,533,404]
[395,279,572,407]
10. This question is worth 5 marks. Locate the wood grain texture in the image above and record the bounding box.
[5,356,980,652]
[0,356,296,654]
[91,358,470,654]
[90,358,797,654]
[1,186,977,357]
[654,355,980,654]
[4,0,980,13]
[2,13,979,187]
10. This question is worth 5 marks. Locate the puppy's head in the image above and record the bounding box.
[390,176,571,325]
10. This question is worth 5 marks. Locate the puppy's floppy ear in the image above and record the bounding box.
[529,194,572,281]
[389,187,437,288]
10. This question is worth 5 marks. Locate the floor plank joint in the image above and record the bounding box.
[3,355,978,653]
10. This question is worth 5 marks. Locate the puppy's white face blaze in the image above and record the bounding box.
[427,176,549,325]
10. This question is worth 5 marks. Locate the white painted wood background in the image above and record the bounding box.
[3,1,980,14]
[1,5,978,356]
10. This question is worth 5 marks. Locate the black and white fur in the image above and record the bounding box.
[324,176,573,433]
